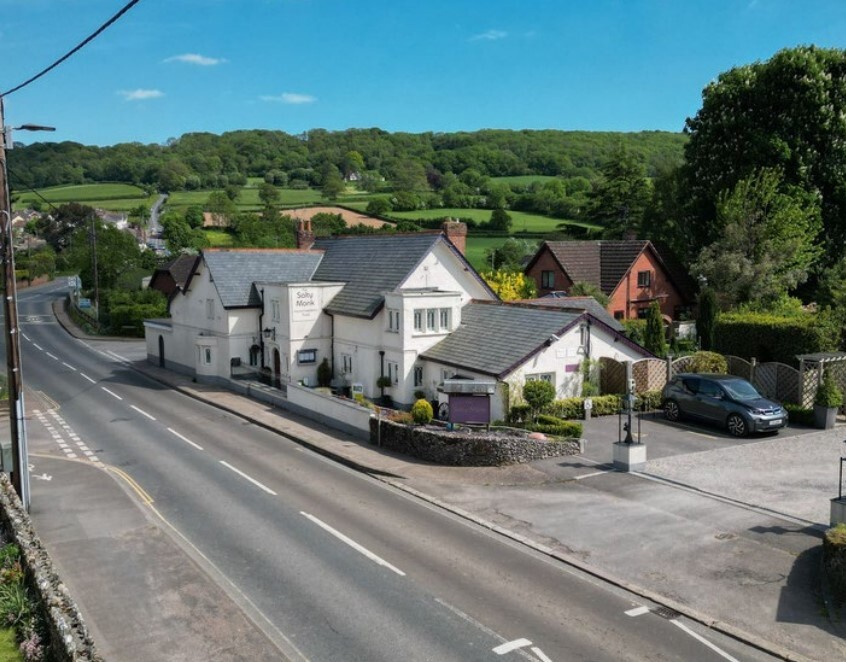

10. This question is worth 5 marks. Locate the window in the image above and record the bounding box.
[541,270,555,289]
[297,349,317,364]
[206,298,214,320]
[579,324,589,347]
[636,308,649,319]
[637,270,651,288]
[387,309,400,332]
[614,310,624,320]
[526,373,554,384]
[387,361,399,385]
[249,345,260,367]
[413,366,424,387]
[203,347,213,365]
[413,309,423,331]
[439,308,451,331]
[271,299,280,322]
[441,369,453,383]
[342,354,353,374]
[426,308,437,331]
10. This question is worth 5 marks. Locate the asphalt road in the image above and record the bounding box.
[8,281,775,661]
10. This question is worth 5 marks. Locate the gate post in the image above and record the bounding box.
[666,354,672,383]
[750,357,757,384]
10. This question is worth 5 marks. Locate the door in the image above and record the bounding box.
[694,379,726,421]
[158,335,165,368]
[273,349,281,388]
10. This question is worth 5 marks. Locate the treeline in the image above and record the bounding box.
[7,128,685,193]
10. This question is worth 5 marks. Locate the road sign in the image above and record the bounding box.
[78,298,91,309]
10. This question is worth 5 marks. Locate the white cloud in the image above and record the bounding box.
[165,53,227,66]
[118,89,164,101]
[470,29,507,42]
[260,92,316,104]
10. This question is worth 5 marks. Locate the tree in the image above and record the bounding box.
[184,205,205,229]
[586,142,650,238]
[366,197,392,215]
[26,247,56,282]
[569,281,609,307]
[128,204,150,227]
[205,191,237,227]
[697,287,719,350]
[64,220,146,291]
[321,165,345,200]
[683,46,846,261]
[484,238,535,271]
[37,203,98,252]
[258,182,280,207]
[488,208,512,233]
[691,169,822,307]
[343,150,365,178]
[390,159,428,193]
[522,379,555,421]
[481,270,537,300]
[643,301,667,357]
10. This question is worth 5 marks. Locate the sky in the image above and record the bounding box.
[2,0,846,147]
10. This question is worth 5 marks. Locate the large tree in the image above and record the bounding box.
[586,142,650,238]
[37,202,98,252]
[691,169,821,307]
[684,46,846,260]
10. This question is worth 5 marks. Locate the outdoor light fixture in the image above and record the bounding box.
[263,327,276,341]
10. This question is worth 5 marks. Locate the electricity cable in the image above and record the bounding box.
[1,0,143,97]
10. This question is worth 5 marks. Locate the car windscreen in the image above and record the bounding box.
[721,379,762,400]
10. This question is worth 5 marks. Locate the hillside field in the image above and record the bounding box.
[388,207,599,234]
[13,183,156,211]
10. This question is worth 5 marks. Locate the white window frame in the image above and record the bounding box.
[439,308,451,331]
[387,361,399,385]
[297,349,317,365]
[637,270,651,288]
[271,299,281,322]
[413,366,424,387]
[413,309,423,332]
[387,309,400,333]
[526,372,554,384]
[342,354,353,374]
[426,308,437,331]
[203,347,213,365]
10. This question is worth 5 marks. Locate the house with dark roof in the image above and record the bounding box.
[148,254,200,299]
[420,301,651,421]
[524,240,696,322]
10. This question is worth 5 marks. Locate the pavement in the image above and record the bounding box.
[36,300,846,660]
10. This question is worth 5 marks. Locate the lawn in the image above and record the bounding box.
[202,229,234,247]
[14,183,155,211]
[490,175,559,187]
[388,207,597,233]
[167,187,324,212]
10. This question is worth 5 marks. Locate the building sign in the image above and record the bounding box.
[291,288,319,321]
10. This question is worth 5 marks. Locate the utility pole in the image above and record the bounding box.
[0,97,30,510]
[90,217,99,318]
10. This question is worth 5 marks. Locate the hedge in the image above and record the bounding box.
[526,421,583,438]
[714,311,840,366]
[823,523,846,604]
[546,395,622,418]
[784,403,814,426]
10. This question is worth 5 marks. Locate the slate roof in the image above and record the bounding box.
[203,249,324,308]
[421,302,586,377]
[165,254,198,289]
[312,233,444,318]
[520,295,624,331]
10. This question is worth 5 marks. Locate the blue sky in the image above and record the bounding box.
[2,0,845,146]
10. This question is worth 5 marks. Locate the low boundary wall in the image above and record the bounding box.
[370,419,581,466]
[0,475,101,661]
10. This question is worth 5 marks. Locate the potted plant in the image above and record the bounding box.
[376,375,393,406]
[814,370,842,430]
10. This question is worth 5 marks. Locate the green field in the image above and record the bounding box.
[202,229,234,247]
[14,183,156,211]
[464,237,534,271]
[388,207,597,233]
[490,175,559,187]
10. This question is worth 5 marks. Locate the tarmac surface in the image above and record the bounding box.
[22,298,846,660]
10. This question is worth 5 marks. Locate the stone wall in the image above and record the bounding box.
[0,475,101,662]
[370,419,581,466]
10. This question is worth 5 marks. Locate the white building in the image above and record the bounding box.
[145,221,651,417]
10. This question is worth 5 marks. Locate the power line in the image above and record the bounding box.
[5,166,62,215]
[1,0,143,98]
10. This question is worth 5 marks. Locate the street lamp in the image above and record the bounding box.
[0,97,56,511]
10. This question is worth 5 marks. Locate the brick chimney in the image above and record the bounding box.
[442,220,467,255]
[296,218,315,249]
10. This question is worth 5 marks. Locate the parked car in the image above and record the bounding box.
[661,373,788,437]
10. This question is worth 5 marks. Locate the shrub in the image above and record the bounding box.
[376,376,392,390]
[527,420,583,438]
[316,358,332,387]
[644,301,668,357]
[523,379,556,419]
[536,413,568,426]
[545,394,622,418]
[784,403,813,426]
[823,523,846,603]
[686,351,728,374]
[506,404,531,424]
[622,319,646,345]
[815,370,843,409]
[636,389,663,411]
[413,390,427,401]
[411,399,434,424]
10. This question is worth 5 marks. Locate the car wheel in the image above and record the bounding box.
[727,413,747,437]
[664,400,680,422]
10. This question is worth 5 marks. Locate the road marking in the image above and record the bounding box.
[108,467,154,505]
[21,333,30,341]
[220,460,277,496]
[493,639,532,655]
[625,605,650,617]
[80,373,96,384]
[671,620,739,662]
[46,352,59,360]
[101,387,122,400]
[62,362,76,371]
[686,430,717,439]
[32,343,43,350]
[531,647,552,662]
[301,511,406,576]
[130,405,156,421]
[168,428,203,451]
[574,470,610,480]
[107,350,128,363]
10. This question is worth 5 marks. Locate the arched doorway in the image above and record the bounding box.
[158,335,165,368]
[273,348,281,388]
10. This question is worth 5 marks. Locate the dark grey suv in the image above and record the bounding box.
[661,373,788,437]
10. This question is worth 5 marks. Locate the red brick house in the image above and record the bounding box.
[524,240,696,321]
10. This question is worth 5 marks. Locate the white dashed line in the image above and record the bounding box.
[32,343,43,350]
[101,387,122,400]
[168,428,203,451]
[62,362,77,371]
[220,461,277,496]
[492,639,532,655]
[80,373,96,384]
[22,333,30,341]
[301,511,405,576]
[130,405,156,421]
[45,352,59,360]
[531,647,553,662]
[574,470,611,480]
[625,606,650,617]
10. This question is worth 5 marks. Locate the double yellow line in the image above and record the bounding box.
[107,466,154,505]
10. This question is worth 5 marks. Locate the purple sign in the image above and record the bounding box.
[449,394,490,424]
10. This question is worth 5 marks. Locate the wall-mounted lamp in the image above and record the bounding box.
[263,327,276,341]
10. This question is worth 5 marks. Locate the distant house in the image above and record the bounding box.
[524,240,696,321]
[148,254,200,300]
[95,209,128,229]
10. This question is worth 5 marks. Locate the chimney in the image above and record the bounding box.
[442,219,467,255]
[296,218,315,249]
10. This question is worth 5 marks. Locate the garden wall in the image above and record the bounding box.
[286,384,372,440]
[0,474,101,661]
[370,419,581,466]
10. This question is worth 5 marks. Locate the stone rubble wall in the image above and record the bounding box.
[370,419,581,466]
[0,474,102,662]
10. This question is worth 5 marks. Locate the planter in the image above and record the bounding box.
[814,404,837,430]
